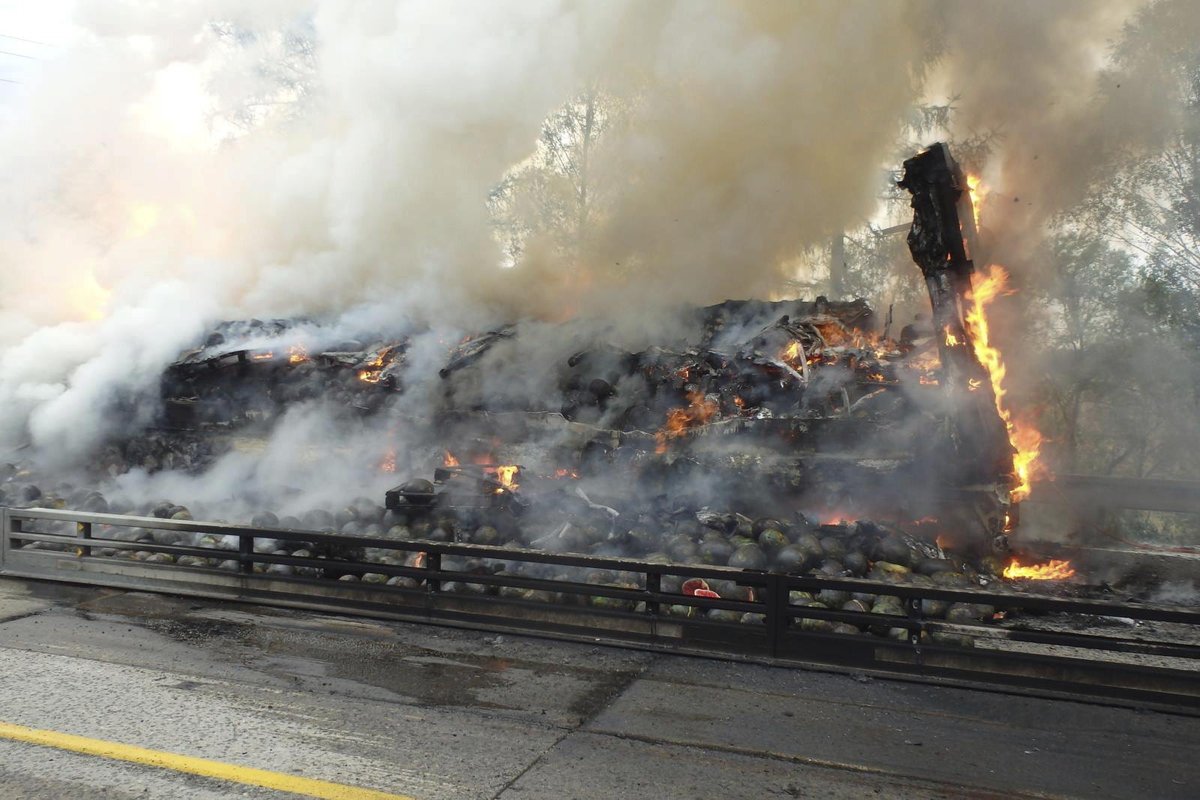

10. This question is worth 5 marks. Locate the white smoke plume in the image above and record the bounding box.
[0,0,1186,477]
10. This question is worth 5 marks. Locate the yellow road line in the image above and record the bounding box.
[0,720,414,800]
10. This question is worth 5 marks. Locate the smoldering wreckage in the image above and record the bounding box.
[0,145,1173,651]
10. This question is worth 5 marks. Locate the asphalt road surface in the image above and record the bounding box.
[0,577,1195,799]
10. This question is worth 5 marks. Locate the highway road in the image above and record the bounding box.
[0,577,1195,799]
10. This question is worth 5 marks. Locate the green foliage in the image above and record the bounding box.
[1028,1,1200,483]
[1031,230,1200,480]
[488,88,620,267]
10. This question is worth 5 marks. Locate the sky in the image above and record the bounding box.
[0,1,72,120]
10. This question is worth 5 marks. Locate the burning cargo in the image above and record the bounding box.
[4,143,1198,708]
[153,295,1004,546]
[132,145,1024,565]
[14,144,1040,586]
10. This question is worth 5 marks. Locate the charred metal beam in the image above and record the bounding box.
[1030,474,1200,514]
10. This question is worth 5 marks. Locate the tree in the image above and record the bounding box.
[209,19,318,137]
[1029,232,1136,473]
[1043,0,1200,481]
[1072,1,1200,294]
[488,87,619,268]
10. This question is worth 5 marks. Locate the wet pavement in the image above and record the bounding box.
[0,577,1196,799]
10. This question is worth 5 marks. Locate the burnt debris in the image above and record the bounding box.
[52,145,1026,587]
[162,318,408,428]
[142,291,1012,548]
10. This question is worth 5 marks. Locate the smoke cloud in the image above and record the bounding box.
[0,0,1189,480]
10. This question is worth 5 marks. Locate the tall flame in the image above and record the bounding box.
[965,173,987,228]
[964,264,1043,503]
[961,174,1041,504]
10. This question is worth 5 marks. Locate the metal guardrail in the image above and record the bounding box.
[1030,474,1200,514]
[2,506,1199,710]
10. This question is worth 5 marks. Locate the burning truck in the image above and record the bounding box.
[5,145,1074,603]
[168,146,1028,543]
[6,145,1199,705]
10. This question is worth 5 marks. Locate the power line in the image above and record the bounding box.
[0,49,36,60]
[0,32,53,47]
[0,77,21,84]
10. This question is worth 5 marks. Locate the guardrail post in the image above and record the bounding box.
[645,571,660,616]
[239,533,254,574]
[904,596,924,660]
[426,552,441,594]
[76,521,92,558]
[766,573,789,658]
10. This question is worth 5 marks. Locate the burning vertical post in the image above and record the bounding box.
[899,143,1015,524]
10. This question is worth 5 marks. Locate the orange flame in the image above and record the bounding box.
[380,448,396,473]
[493,465,519,493]
[655,391,719,454]
[1003,558,1075,581]
[288,345,308,364]
[966,173,987,228]
[814,322,880,350]
[251,352,274,361]
[944,327,961,347]
[357,347,393,383]
[964,265,1043,502]
[908,349,942,372]
[443,451,460,467]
